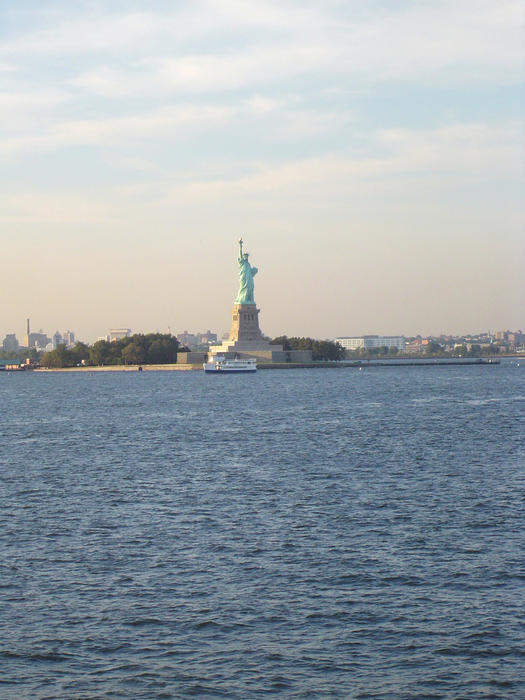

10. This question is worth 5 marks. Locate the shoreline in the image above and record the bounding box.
[36,364,200,372]
[32,357,503,373]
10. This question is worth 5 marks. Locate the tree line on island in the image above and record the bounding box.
[40,333,184,368]
[270,336,346,361]
[268,336,497,360]
[344,342,499,358]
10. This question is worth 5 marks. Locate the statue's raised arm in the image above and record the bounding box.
[235,238,258,305]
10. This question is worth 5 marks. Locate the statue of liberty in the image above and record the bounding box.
[235,238,258,304]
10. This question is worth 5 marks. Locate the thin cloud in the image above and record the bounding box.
[3,1,523,87]
[3,120,520,225]
[129,120,525,206]
[0,89,70,126]
[0,104,235,155]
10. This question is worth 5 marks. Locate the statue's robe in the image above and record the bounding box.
[235,258,257,304]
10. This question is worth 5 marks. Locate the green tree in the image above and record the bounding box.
[90,340,116,366]
[271,336,345,361]
[41,344,74,368]
[80,333,181,366]
[482,344,499,355]
[425,341,442,355]
[0,347,42,363]
[146,336,180,363]
[271,335,291,350]
[311,339,345,361]
[453,344,468,356]
[122,342,147,365]
[69,341,90,365]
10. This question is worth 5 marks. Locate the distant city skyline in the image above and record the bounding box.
[1,1,524,341]
[3,322,524,353]
[3,318,525,349]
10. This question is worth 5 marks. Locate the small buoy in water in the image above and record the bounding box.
[138,366,143,372]
[359,367,363,371]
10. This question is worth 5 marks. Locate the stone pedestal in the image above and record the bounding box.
[209,303,283,359]
[228,304,264,343]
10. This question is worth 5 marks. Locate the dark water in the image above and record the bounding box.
[1,363,524,699]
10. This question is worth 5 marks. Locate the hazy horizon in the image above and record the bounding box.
[2,1,524,344]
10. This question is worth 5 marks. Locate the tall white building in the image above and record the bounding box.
[335,335,406,351]
[63,330,75,347]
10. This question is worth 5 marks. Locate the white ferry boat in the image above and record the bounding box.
[203,355,257,373]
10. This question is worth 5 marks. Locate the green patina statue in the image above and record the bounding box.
[235,238,258,305]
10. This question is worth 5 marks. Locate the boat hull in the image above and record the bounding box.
[204,367,257,373]
[203,357,257,373]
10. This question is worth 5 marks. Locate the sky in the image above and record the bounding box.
[1,0,524,343]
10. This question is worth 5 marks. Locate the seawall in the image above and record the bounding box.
[35,358,501,372]
[36,364,201,372]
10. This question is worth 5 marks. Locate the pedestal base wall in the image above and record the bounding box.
[209,302,312,363]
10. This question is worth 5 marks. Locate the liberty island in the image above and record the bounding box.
[6,238,508,371]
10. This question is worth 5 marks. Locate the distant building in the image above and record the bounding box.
[176,330,218,349]
[335,335,406,351]
[24,318,31,348]
[492,329,524,350]
[508,331,525,347]
[199,330,218,345]
[176,330,199,348]
[109,328,131,342]
[2,334,19,353]
[405,343,424,353]
[63,330,75,347]
[27,332,50,349]
[52,331,63,349]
